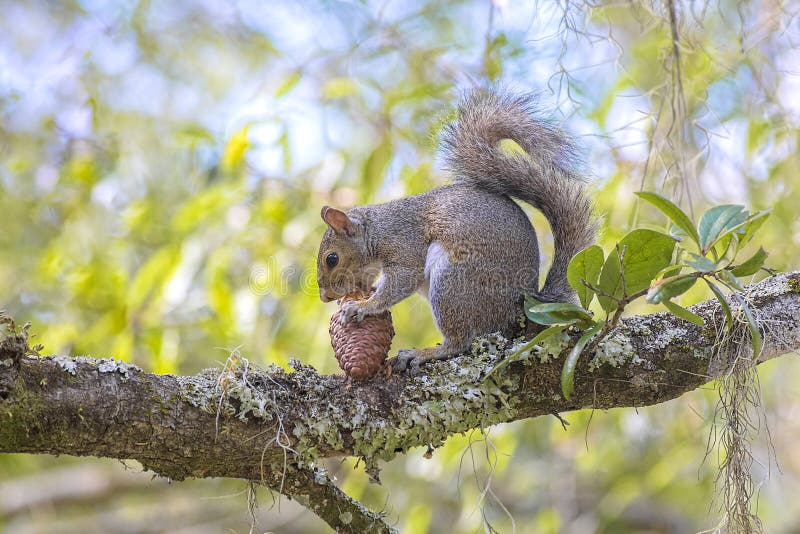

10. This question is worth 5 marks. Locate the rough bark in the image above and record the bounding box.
[1,271,799,532]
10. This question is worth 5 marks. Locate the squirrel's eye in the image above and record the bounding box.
[325,252,339,269]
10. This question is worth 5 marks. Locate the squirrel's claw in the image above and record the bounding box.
[391,349,426,376]
[341,301,366,324]
[390,349,417,374]
[392,345,460,376]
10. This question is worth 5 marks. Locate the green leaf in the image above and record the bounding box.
[362,134,393,197]
[732,293,763,358]
[278,126,292,172]
[653,264,684,280]
[746,119,770,155]
[498,138,526,157]
[698,205,745,252]
[727,209,750,229]
[705,279,733,329]
[529,302,593,317]
[716,233,739,268]
[207,251,235,331]
[708,210,768,255]
[669,223,688,242]
[635,192,700,246]
[561,322,603,400]
[526,302,593,326]
[663,300,704,326]
[708,210,770,264]
[322,77,360,99]
[567,245,604,309]
[275,69,302,97]
[646,275,697,304]
[221,125,251,173]
[717,269,745,292]
[597,229,678,312]
[485,325,568,379]
[176,124,215,144]
[730,247,768,277]
[172,184,240,236]
[524,294,543,308]
[733,210,771,249]
[685,253,717,272]
[127,246,181,310]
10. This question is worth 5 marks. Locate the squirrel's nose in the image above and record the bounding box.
[320,288,334,302]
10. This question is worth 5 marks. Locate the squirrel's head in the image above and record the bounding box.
[317,206,377,302]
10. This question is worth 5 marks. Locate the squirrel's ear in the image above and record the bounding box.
[321,206,357,237]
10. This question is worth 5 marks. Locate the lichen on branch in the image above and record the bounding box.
[0,272,798,532]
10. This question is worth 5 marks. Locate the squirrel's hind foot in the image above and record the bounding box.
[390,342,464,376]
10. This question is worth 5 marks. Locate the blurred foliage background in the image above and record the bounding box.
[1,0,799,532]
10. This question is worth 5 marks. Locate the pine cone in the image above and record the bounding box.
[329,294,394,380]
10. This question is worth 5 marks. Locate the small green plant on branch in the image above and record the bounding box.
[488,192,772,400]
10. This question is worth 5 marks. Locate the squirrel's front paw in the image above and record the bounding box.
[341,300,366,323]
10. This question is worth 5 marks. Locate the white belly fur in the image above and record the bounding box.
[418,241,449,300]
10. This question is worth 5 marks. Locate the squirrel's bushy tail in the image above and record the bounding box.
[441,88,597,303]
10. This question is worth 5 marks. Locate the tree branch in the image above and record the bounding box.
[1,271,799,532]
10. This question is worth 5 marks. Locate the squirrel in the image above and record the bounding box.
[316,88,597,375]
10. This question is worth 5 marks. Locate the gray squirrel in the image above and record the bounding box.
[316,89,597,375]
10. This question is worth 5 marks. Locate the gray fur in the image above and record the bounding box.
[316,88,597,374]
[441,89,598,302]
